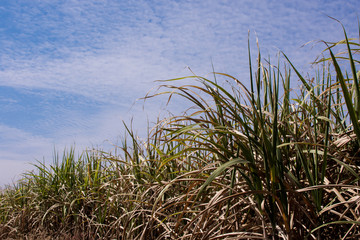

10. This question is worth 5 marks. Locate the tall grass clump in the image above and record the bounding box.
[1,21,360,239]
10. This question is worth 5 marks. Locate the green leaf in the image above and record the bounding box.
[195,158,249,201]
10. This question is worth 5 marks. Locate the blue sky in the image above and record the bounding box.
[0,0,358,186]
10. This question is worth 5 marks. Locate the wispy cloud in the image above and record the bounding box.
[0,0,358,185]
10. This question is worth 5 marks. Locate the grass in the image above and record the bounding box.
[1,22,360,239]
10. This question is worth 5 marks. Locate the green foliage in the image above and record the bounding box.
[1,21,360,239]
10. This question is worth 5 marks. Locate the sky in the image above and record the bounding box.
[0,0,358,186]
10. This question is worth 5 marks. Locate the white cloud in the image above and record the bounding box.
[0,99,168,186]
[0,0,358,186]
[0,124,52,186]
[0,0,357,95]
[0,159,36,187]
